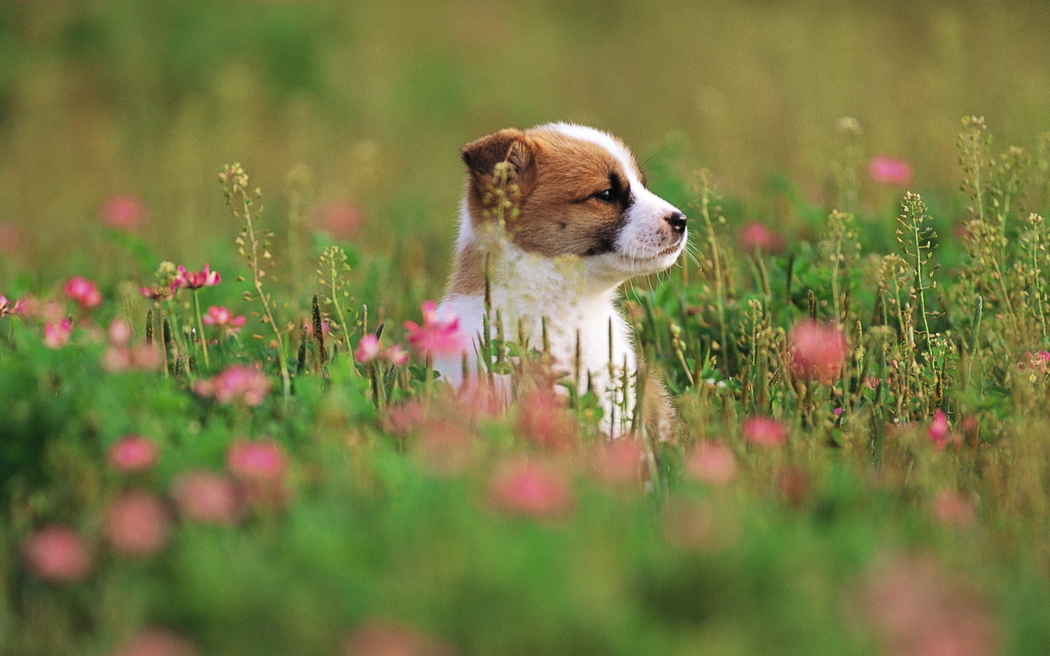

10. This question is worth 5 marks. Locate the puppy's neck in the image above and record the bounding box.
[447,219,623,313]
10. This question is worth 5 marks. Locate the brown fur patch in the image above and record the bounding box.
[460,127,643,259]
[447,240,486,296]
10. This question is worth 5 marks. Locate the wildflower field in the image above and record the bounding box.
[4,2,1050,656]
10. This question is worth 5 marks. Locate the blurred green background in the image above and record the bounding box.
[1,0,1049,294]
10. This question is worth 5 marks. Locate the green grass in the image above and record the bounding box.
[2,2,1050,655]
[1,114,1049,655]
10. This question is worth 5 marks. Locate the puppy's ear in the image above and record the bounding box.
[461,129,535,187]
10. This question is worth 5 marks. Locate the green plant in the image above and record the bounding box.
[3,116,1050,656]
[221,163,293,402]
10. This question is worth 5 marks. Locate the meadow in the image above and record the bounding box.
[3,1,1050,655]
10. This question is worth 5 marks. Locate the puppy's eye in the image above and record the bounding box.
[593,189,614,203]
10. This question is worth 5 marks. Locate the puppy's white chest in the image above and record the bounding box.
[436,290,637,435]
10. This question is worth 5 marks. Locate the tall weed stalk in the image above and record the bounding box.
[220,164,292,401]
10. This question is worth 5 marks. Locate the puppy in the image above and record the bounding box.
[434,123,687,438]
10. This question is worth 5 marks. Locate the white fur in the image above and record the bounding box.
[436,124,686,436]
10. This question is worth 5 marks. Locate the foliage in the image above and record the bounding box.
[1,115,1050,656]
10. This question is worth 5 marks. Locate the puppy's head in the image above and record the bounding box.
[460,123,687,283]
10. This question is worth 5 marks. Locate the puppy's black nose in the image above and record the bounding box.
[665,211,687,234]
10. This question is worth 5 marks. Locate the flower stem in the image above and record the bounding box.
[192,289,210,369]
[240,186,291,401]
[696,170,729,374]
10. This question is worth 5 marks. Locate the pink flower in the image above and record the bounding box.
[227,439,290,508]
[789,319,849,382]
[928,409,958,449]
[170,470,242,525]
[859,555,999,656]
[102,321,163,372]
[43,318,73,349]
[592,438,645,488]
[685,441,737,485]
[739,221,785,255]
[314,201,364,242]
[193,365,271,406]
[453,380,504,419]
[0,222,22,254]
[108,318,133,344]
[869,156,913,187]
[515,389,576,450]
[227,439,288,482]
[100,194,146,232]
[19,297,64,323]
[202,306,246,336]
[103,343,164,373]
[355,334,382,363]
[742,415,788,447]
[1023,350,1050,373]
[489,457,574,518]
[304,318,330,338]
[171,263,221,290]
[104,490,172,558]
[103,345,131,372]
[404,301,466,355]
[356,334,410,366]
[140,285,173,302]
[113,629,199,656]
[341,619,456,656]
[0,294,26,317]
[63,276,103,310]
[385,343,409,366]
[108,434,159,472]
[22,525,93,582]
[382,401,425,436]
